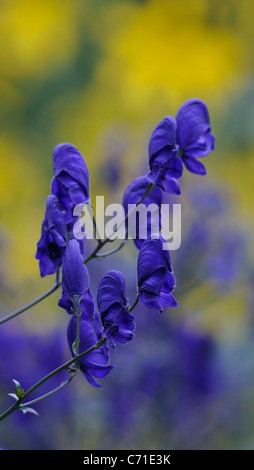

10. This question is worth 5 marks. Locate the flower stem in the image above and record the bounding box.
[95,240,128,259]
[85,183,155,262]
[0,272,61,326]
[71,307,81,356]
[21,372,77,408]
[0,337,107,422]
[129,296,139,312]
[88,203,102,244]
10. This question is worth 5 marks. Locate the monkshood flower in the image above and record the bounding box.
[97,270,135,346]
[176,99,215,174]
[67,311,113,387]
[122,176,163,249]
[58,239,94,319]
[147,99,215,192]
[137,235,178,311]
[51,143,90,223]
[36,195,67,277]
[148,117,181,194]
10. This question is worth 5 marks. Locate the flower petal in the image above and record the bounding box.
[149,116,177,158]
[176,98,215,157]
[182,156,207,175]
[62,239,89,297]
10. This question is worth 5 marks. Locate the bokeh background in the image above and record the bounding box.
[0,0,254,450]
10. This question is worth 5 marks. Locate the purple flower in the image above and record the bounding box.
[176,99,215,175]
[51,143,90,223]
[147,99,215,192]
[58,239,93,318]
[97,270,135,346]
[137,235,178,311]
[148,116,182,194]
[122,176,163,249]
[36,195,67,277]
[67,311,113,388]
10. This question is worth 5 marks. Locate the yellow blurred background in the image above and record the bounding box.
[0,0,252,268]
[0,0,254,450]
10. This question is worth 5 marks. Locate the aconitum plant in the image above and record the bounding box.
[0,98,215,422]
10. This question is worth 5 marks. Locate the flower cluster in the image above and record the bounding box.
[34,98,214,389]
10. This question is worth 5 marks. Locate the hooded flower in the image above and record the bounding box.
[97,270,135,346]
[67,311,113,388]
[137,235,178,311]
[51,143,90,223]
[176,98,215,175]
[122,176,163,249]
[147,99,215,192]
[58,239,94,319]
[36,195,67,277]
[148,116,181,194]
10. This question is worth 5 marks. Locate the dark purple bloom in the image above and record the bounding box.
[67,311,113,388]
[147,116,182,194]
[176,99,215,175]
[147,99,215,191]
[36,195,67,277]
[122,176,163,249]
[97,270,135,346]
[137,235,178,311]
[58,239,93,318]
[51,143,90,223]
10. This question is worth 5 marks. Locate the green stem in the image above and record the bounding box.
[88,203,102,244]
[72,308,81,356]
[0,271,61,326]
[0,337,107,422]
[85,183,155,262]
[21,372,77,408]
[129,296,139,312]
[95,240,128,259]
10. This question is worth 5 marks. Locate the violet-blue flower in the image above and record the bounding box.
[147,99,215,191]
[137,235,178,311]
[147,116,182,194]
[97,270,135,345]
[51,143,90,223]
[58,239,93,318]
[36,195,67,277]
[122,176,163,249]
[67,311,113,388]
[176,98,215,175]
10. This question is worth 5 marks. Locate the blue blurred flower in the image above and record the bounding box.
[97,270,135,346]
[51,143,90,223]
[101,157,122,190]
[176,326,217,396]
[137,235,178,311]
[122,176,163,249]
[148,99,215,192]
[58,239,94,318]
[67,311,113,388]
[205,228,247,289]
[36,195,67,277]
